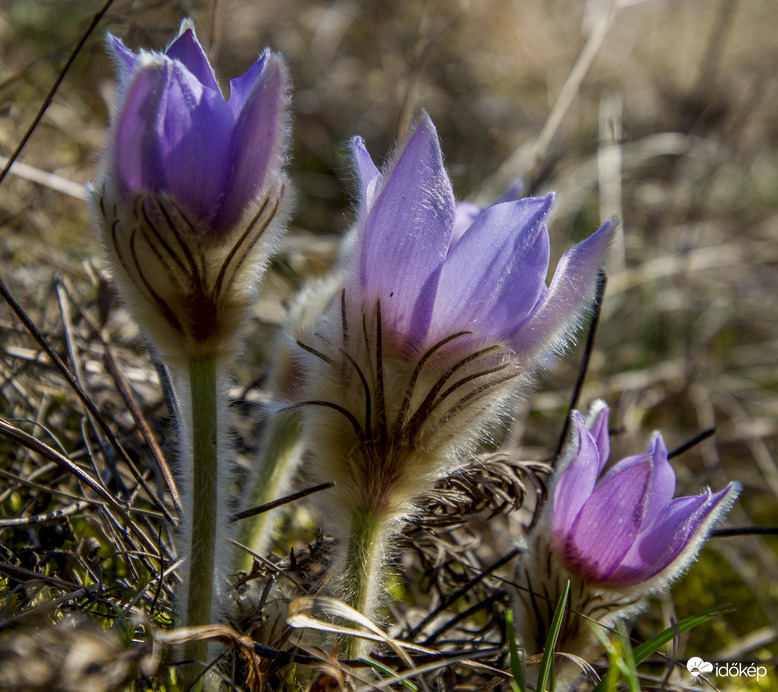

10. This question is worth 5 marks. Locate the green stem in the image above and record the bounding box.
[237,414,303,571]
[341,508,385,660]
[184,355,219,668]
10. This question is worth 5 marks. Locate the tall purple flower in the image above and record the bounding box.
[291,115,615,648]
[93,19,290,364]
[553,404,737,587]
[89,21,292,670]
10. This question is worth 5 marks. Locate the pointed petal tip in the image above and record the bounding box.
[350,135,369,166]
[106,32,123,51]
[558,409,588,459]
[647,431,669,459]
[227,47,285,117]
[572,409,588,437]
[586,400,610,466]
[711,481,741,508]
[106,33,138,76]
[417,110,436,132]
[406,112,443,159]
[173,18,197,43]
[508,218,616,366]
[581,216,620,254]
[504,192,554,220]
[537,190,556,208]
[163,19,221,93]
[586,399,609,423]
[351,135,380,199]
[351,134,368,153]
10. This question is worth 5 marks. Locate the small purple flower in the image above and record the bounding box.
[104,19,288,232]
[552,403,738,586]
[348,115,615,361]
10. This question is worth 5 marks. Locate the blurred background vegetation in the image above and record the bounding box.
[1,0,777,689]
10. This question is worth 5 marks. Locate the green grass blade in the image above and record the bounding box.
[362,656,419,691]
[631,610,718,664]
[618,624,640,692]
[536,580,571,692]
[591,609,720,692]
[504,608,526,692]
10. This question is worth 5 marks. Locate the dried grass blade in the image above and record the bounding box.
[287,596,422,666]
[0,417,156,554]
[0,277,173,521]
[354,648,511,692]
[57,275,182,515]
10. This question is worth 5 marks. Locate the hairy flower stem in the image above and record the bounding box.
[342,508,385,660]
[184,355,219,669]
[237,414,303,570]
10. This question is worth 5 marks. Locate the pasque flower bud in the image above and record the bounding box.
[93,19,290,365]
[514,401,738,688]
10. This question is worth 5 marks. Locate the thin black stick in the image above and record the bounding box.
[406,548,520,639]
[712,527,778,538]
[230,482,334,523]
[422,591,505,646]
[553,270,607,463]
[0,0,115,187]
[667,427,716,459]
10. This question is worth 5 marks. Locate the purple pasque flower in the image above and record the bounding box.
[105,19,289,232]
[94,20,290,363]
[552,402,738,586]
[349,115,615,362]
[295,116,615,529]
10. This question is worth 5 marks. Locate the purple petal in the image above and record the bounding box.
[165,22,220,93]
[220,53,288,228]
[643,433,676,520]
[114,58,234,222]
[106,34,138,77]
[552,412,602,536]
[609,494,709,584]
[599,434,675,519]
[351,136,382,208]
[449,181,525,252]
[449,201,482,250]
[161,62,233,223]
[587,402,610,467]
[429,195,552,345]
[227,51,269,116]
[565,457,652,580]
[112,61,170,198]
[509,218,617,363]
[357,115,455,350]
